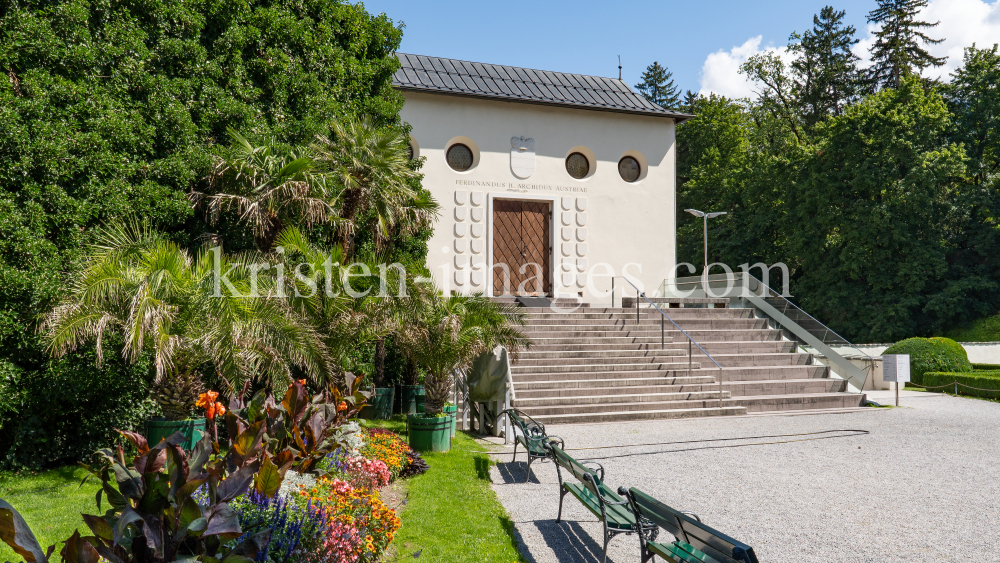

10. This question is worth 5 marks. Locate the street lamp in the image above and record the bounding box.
[685,208,727,273]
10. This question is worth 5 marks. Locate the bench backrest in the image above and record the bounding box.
[550,445,602,497]
[628,488,759,563]
[505,409,543,440]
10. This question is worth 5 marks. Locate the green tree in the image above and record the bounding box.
[867,0,947,90]
[39,222,329,391]
[787,77,969,341]
[788,6,861,128]
[194,129,336,252]
[634,62,681,109]
[398,292,528,416]
[312,117,440,259]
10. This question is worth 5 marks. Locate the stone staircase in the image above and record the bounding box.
[507,300,867,424]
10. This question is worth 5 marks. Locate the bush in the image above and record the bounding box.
[972,363,1000,371]
[883,337,972,386]
[923,371,1000,400]
[0,346,158,469]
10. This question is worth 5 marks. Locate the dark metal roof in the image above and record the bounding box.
[393,53,693,122]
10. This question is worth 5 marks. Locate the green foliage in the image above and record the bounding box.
[0,0,411,468]
[866,0,947,90]
[634,61,680,109]
[923,370,1000,400]
[883,337,971,385]
[972,363,1000,371]
[0,345,158,470]
[787,6,861,127]
[788,78,972,341]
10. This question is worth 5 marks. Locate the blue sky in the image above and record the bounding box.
[363,0,1000,98]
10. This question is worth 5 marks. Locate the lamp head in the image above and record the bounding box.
[706,211,728,219]
[684,208,705,218]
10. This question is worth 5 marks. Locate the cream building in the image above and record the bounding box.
[393,54,691,303]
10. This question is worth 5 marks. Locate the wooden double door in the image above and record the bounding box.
[492,199,551,296]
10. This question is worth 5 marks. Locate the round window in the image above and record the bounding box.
[618,156,640,182]
[408,143,415,160]
[446,144,473,171]
[566,152,590,179]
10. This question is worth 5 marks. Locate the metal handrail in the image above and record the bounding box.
[664,272,873,391]
[619,276,726,409]
[741,273,866,354]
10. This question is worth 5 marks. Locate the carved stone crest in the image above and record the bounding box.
[510,136,535,179]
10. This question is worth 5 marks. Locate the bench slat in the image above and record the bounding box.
[649,540,721,563]
[564,484,635,528]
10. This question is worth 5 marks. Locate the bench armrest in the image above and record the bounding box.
[681,511,702,523]
[542,435,565,450]
[579,460,605,481]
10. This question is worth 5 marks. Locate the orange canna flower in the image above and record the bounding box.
[337,401,348,412]
[215,402,226,417]
[196,390,220,409]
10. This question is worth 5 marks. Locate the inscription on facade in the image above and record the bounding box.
[454,179,588,193]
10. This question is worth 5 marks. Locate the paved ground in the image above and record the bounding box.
[488,392,1000,562]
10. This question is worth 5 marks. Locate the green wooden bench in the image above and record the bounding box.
[620,487,759,563]
[499,408,564,482]
[550,445,657,563]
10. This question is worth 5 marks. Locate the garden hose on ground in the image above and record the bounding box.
[473,429,870,460]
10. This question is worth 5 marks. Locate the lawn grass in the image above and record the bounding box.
[370,417,526,563]
[942,311,1000,342]
[0,466,100,561]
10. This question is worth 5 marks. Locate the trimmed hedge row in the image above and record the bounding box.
[923,371,1000,400]
[972,363,1000,371]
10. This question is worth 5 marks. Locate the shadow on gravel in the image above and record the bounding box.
[534,519,628,563]
[493,460,544,484]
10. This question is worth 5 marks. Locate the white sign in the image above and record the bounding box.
[510,136,535,179]
[882,354,910,383]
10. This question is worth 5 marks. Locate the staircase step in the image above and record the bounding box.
[514,375,717,391]
[515,354,690,367]
[515,390,730,407]
[723,379,848,396]
[516,382,728,399]
[512,361,701,374]
[526,406,748,425]
[726,392,866,412]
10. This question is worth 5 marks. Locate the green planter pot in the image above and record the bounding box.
[361,387,395,420]
[400,385,425,415]
[443,404,457,437]
[146,418,207,450]
[407,414,451,452]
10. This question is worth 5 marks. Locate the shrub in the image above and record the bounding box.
[883,337,972,385]
[0,347,158,469]
[923,371,1000,400]
[972,363,1000,371]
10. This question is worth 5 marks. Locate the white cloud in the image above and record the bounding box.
[702,0,1000,97]
[698,36,792,99]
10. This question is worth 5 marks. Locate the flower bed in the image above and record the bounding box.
[223,425,423,563]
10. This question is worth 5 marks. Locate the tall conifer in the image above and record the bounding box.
[867,0,946,90]
[635,61,681,109]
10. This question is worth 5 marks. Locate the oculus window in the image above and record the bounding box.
[565,152,589,179]
[447,144,473,171]
[618,156,640,182]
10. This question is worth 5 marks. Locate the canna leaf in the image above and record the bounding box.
[0,499,49,563]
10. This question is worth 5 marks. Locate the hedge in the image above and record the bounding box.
[972,363,1000,371]
[923,371,1000,400]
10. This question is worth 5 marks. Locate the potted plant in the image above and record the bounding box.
[399,290,527,452]
[147,362,207,449]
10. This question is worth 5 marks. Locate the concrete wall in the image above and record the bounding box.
[400,91,677,302]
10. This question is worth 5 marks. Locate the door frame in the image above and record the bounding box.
[487,193,557,297]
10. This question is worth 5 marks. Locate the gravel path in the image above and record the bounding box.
[488,393,1000,562]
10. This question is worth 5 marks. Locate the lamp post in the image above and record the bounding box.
[684,208,727,273]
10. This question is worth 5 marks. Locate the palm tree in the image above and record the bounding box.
[312,117,439,257]
[192,128,337,252]
[274,226,413,385]
[40,221,329,391]
[398,290,529,416]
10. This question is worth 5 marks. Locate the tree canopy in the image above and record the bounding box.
[866,0,947,90]
[635,61,681,109]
